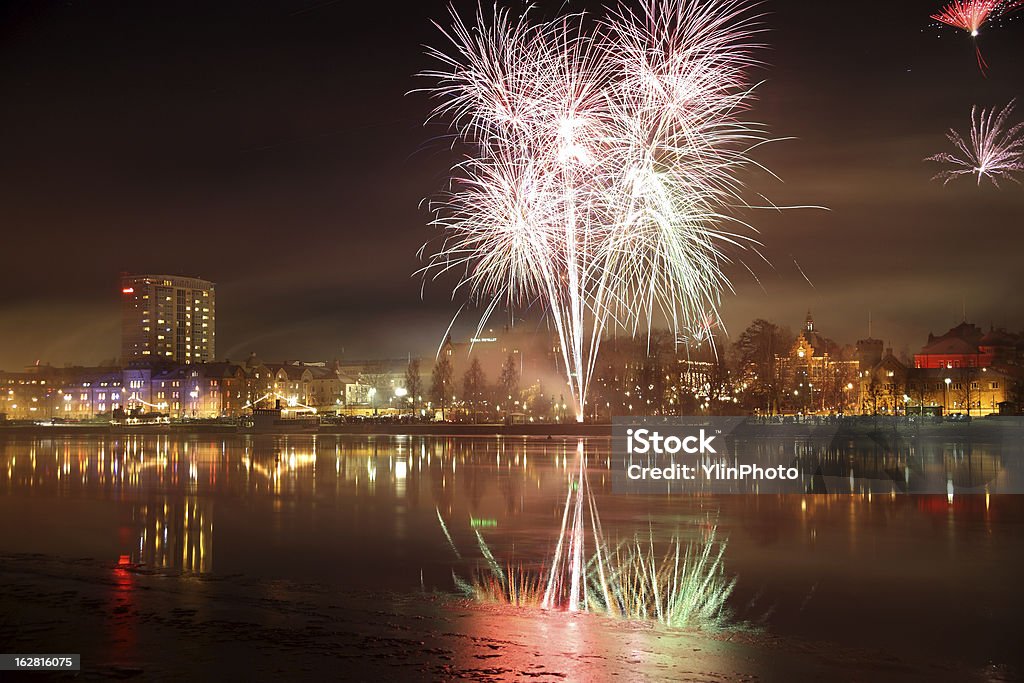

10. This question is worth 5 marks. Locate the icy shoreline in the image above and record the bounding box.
[0,553,998,682]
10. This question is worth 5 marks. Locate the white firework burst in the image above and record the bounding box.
[419,0,777,420]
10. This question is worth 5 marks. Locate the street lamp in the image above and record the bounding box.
[944,377,951,416]
[394,387,408,416]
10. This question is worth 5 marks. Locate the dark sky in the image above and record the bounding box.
[1,0,1022,369]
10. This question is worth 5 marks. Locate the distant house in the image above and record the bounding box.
[858,349,908,416]
[306,365,345,412]
[191,362,247,417]
[265,364,314,408]
[242,353,275,409]
[336,358,409,412]
[150,366,188,417]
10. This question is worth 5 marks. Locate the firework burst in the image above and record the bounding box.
[419,0,776,420]
[931,0,1024,73]
[676,312,722,347]
[927,100,1024,187]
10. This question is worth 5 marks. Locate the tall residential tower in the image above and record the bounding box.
[121,274,216,365]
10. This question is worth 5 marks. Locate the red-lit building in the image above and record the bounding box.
[914,322,1019,370]
[905,322,1023,416]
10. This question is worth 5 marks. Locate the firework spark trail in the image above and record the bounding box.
[542,441,589,611]
[541,451,577,609]
[567,448,586,611]
[420,0,775,420]
[436,506,462,559]
[792,256,815,290]
[927,100,1024,187]
[931,0,1024,74]
[541,440,602,612]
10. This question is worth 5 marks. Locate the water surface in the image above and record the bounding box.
[0,433,1020,676]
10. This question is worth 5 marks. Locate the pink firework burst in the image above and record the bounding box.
[931,0,1024,74]
[927,100,1024,188]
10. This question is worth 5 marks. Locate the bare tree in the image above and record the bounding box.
[863,377,883,416]
[430,355,453,420]
[462,357,487,422]
[404,359,423,413]
[733,319,793,414]
[636,333,671,415]
[358,362,393,414]
[498,353,519,410]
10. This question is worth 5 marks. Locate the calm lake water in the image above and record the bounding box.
[0,432,1021,676]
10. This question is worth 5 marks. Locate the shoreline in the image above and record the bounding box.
[0,552,997,682]
[1,417,1022,439]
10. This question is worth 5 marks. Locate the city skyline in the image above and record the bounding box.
[2,265,1019,372]
[3,299,1019,421]
[1,1,1023,369]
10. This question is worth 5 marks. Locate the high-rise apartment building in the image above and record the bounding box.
[121,274,216,365]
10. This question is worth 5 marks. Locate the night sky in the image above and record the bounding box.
[1,0,1022,370]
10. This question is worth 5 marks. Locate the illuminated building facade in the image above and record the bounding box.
[336,358,412,411]
[903,367,1014,416]
[904,322,1023,416]
[121,274,216,365]
[243,356,347,414]
[856,322,1024,417]
[0,365,123,420]
[858,349,909,415]
[776,312,859,414]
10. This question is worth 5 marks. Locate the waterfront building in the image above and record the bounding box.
[858,348,909,415]
[150,366,189,418]
[190,363,247,417]
[305,364,346,412]
[903,322,1022,416]
[123,366,155,410]
[336,358,412,413]
[914,322,1020,370]
[266,364,314,409]
[0,369,50,420]
[0,365,123,420]
[60,368,124,418]
[904,367,1011,416]
[242,354,275,408]
[121,274,216,365]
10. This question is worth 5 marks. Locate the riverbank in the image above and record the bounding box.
[0,422,609,437]
[0,553,1000,682]
[1,417,1023,439]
